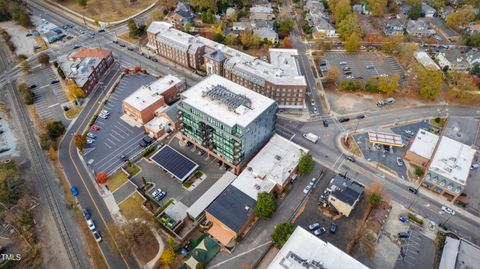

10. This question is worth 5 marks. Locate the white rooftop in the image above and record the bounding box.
[368,131,403,147]
[232,134,307,200]
[180,74,276,127]
[439,237,480,269]
[123,75,181,111]
[409,129,440,160]
[415,51,440,70]
[268,226,370,269]
[269,49,302,77]
[145,116,170,134]
[186,171,237,219]
[429,136,476,186]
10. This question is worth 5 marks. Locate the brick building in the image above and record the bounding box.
[58,48,114,95]
[122,74,185,124]
[404,129,440,168]
[146,22,307,111]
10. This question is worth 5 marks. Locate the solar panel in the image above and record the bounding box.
[150,145,199,183]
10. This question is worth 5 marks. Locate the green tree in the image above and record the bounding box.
[240,31,253,49]
[367,0,387,17]
[254,192,277,219]
[225,33,237,45]
[333,0,352,23]
[272,222,295,248]
[297,154,314,176]
[445,6,475,29]
[160,247,175,265]
[17,10,32,27]
[38,52,50,66]
[17,82,34,105]
[127,19,138,39]
[77,0,88,8]
[201,9,215,24]
[184,22,192,32]
[345,32,361,52]
[46,121,65,141]
[470,63,480,76]
[252,34,262,47]
[336,13,362,40]
[381,34,404,54]
[275,17,294,34]
[190,0,216,12]
[407,2,422,20]
[368,192,382,209]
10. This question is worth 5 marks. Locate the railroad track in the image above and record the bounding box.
[0,45,82,269]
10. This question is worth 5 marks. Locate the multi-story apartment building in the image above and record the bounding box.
[177,74,277,174]
[146,22,307,111]
[58,48,114,95]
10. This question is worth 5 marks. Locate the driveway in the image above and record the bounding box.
[84,73,156,175]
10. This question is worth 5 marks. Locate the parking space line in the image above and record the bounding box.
[94,132,145,167]
[110,129,126,139]
[97,145,142,174]
[104,142,113,149]
[109,134,122,143]
[106,137,117,145]
[115,124,134,135]
[95,121,105,126]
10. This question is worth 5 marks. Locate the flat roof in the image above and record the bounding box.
[415,51,440,70]
[205,185,256,233]
[269,49,302,77]
[123,75,181,111]
[145,116,170,134]
[180,74,275,127]
[267,226,369,269]
[443,118,480,146]
[187,171,237,219]
[150,145,199,183]
[429,136,476,185]
[439,236,480,269]
[368,131,403,147]
[409,129,440,160]
[232,134,307,200]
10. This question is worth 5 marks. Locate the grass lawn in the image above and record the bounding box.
[118,192,152,221]
[130,165,140,177]
[108,171,129,192]
[118,32,138,45]
[59,0,156,22]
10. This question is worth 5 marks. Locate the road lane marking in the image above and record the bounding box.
[47,102,59,108]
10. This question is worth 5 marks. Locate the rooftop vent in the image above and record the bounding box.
[245,206,250,211]
[274,155,281,160]
[254,184,261,190]
[247,167,253,172]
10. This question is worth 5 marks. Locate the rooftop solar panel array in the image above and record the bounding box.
[150,145,199,182]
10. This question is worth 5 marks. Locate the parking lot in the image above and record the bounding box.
[321,52,405,84]
[293,168,369,253]
[354,121,436,181]
[131,137,227,208]
[394,226,435,269]
[29,67,69,124]
[464,152,480,213]
[84,74,156,175]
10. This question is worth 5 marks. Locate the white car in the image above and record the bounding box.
[441,206,455,216]
[93,231,102,242]
[87,219,96,230]
[101,109,110,116]
[98,113,108,119]
[86,138,94,144]
[339,61,347,65]
[303,185,312,194]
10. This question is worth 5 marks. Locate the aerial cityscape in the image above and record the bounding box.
[0,0,479,268]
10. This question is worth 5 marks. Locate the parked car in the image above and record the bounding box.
[70,186,79,197]
[92,231,102,242]
[399,217,409,223]
[343,66,351,71]
[345,155,356,162]
[90,125,101,131]
[408,186,418,194]
[98,113,108,119]
[330,223,337,233]
[113,40,118,44]
[398,232,410,238]
[29,84,37,89]
[100,109,110,116]
[120,154,128,161]
[86,138,94,144]
[396,157,404,166]
[50,80,60,84]
[338,117,350,123]
[119,43,126,47]
[151,58,158,62]
[366,64,375,69]
[87,219,96,230]
[152,189,159,197]
[441,206,455,215]
[339,61,347,65]
[82,208,91,220]
[308,223,320,231]
[314,227,327,236]
[127,47,134,51]
[356,115,365,119]
[73,45,81,49]
[471,164,479,170]
[323,119,329,127]
[98,29,105,32]
[404,130,414,136]
[303,184,312,194]
[87,132,96,139]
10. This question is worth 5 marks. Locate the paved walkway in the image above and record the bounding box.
[113,181,137,204]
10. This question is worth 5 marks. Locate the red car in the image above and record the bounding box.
[90,125,101,131]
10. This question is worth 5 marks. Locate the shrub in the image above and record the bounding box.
[407,213,424,225]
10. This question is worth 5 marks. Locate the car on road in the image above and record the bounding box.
[87,219,96,230]
[70,186,79,197]
[339,61,347,65]
[92,231,102,242]
[127,47,134,51]
[338,117,350,123]
[79,30,85,34]
[113,40,118,44]
[355,76,364,79]
[408,186,418,194]
[73,45,81,49]
[441,206,455,215]
[303,184,312,194]
[330,223,337,233]
[98,29,105,32]
[151,58,158,62]
[29,84,37,89]
[377,97,395,107]
[398,232,410,238]
[82,208,91,220]
[399,216,409,223]
[119,43,126,47]
[323,119,329,127]
[314,227,327,236]
[308,223,320,230]
[50,80,60,84]
[396,157,404,166]
[87,132,96,139]
[356,115,365,119]
[366,64,375,69]
[90,125,101,131]
[345,155,356,162]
